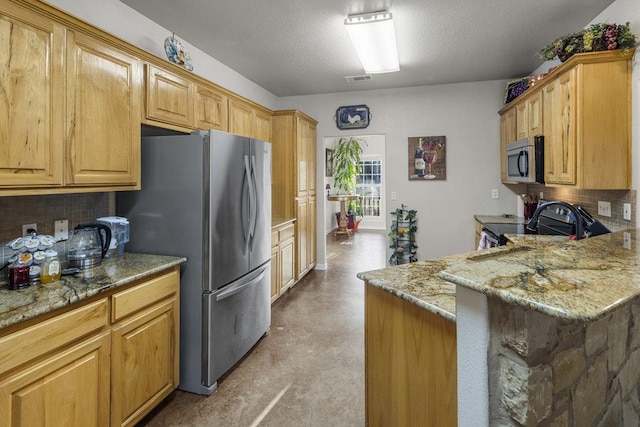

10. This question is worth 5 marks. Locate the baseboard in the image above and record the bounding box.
[315,263,328,270]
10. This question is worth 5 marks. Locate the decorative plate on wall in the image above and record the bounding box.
[164,35,194,71]
[335,105,370,130]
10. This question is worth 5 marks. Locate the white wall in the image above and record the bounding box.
[278,81,518,264]
[46,0,278,109]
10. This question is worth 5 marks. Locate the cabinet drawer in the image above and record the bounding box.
[112,270,179,322]
[0,299,108,374]
[271,230,279,248]
[279,224,295,242]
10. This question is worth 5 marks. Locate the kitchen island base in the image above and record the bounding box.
[365,283,457,426]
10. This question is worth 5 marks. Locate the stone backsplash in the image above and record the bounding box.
[0,193,111,243]
[489,298,640,426]
[527,185,636,232]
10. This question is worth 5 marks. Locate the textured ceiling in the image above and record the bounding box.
[121,0,615,97]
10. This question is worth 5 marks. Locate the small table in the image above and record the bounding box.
[327,195,359,236]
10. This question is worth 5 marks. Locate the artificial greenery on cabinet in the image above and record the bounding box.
[332,136,365,215]
[388,204,418,265]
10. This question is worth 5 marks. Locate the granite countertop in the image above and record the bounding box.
[440,229,640,322]
[474,214,527,225]
[0,253,186,330]
[359,229,640,324]
[358,256,462,323]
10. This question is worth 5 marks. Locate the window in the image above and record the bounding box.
[356,158,382,217]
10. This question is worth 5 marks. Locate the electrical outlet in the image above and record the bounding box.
[597,201,611,217]
[391,192,397,201]
[491,189,499,199]
[623,203,632,221]
[539,191,544,199]
[22,223,37,236]
[54,219,69,241]
[624,232,632,250]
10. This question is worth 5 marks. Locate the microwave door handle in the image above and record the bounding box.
[517,150,529,177]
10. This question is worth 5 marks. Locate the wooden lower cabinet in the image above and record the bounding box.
[111,270,179,427]
[0,332,111,426]
[271,221,296,303]
[365,283,457,426]
[0,267,180,426]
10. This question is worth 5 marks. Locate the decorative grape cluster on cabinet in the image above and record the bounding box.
[499,49,633,189]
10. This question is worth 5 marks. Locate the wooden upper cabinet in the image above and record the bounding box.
[195,85,228,131]
[66,31,142,187]
[0,5,64,188]
[229,97,272,140]
[146,64,194,128]
[228,97,254,138]
[255,108,272,142]
[499,109,516,183]
[544,70,576,185]
[500,49,632,189]
[528,91,542,136]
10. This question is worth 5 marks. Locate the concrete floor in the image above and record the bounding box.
[139,230,388,426]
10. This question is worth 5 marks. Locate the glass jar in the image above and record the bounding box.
[8,263,30,290]
[40,250,61,284]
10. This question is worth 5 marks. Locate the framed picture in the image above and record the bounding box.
[325,148,334,177]
[408,136,446,181]
[335,104,370,130]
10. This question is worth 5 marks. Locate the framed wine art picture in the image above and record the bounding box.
[408,136,446,181]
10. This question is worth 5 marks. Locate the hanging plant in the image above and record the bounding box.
[388,204,418,265]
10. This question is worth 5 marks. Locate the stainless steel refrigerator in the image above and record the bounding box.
[117,129,271,395]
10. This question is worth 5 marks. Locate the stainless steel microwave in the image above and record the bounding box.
[505,135,544,183]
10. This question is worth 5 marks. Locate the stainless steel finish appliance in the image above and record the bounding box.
[505,135,544,183]
[116,129,271,395]
[67,224,112,269]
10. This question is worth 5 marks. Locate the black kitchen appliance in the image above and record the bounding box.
[535,202,610,238]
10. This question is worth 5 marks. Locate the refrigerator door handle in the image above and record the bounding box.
[242,155,251,254]
[248,155,258,242]
[215,264,268,301]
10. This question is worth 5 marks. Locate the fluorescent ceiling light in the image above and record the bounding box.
[344,11,399,74]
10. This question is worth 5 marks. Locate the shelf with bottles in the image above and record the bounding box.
[388,204,417,265]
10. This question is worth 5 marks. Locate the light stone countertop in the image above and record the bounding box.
[359,229,640,324]
[358,257,462,323]
[440,229,640,322]
[0,253,186,330]
[474,214,527,224]
[272,217,296,228]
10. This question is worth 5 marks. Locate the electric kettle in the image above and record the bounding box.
[67,224,112,269]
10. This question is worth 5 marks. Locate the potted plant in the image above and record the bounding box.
[332,137,365,227]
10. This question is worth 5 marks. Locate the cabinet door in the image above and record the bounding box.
[0,332,110,426]
[195,85,228,131]
[499,109,516,183]
[111,298,179,427]
[254,109,271,142]
[296,198,308,279]
[228,98,254,138]
[295,117,308,197]
[146,64,194,127]
[305,121,317,196]
[66,31,142,187]
[271,245,280,303]
[307,196,316,269]
[515,102,528,140]
[528,91,543,136]
[280,237,295,292]
[0,6,64,187]
[544,72,576,185]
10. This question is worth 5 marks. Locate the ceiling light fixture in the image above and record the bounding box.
[344,10,399,74]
